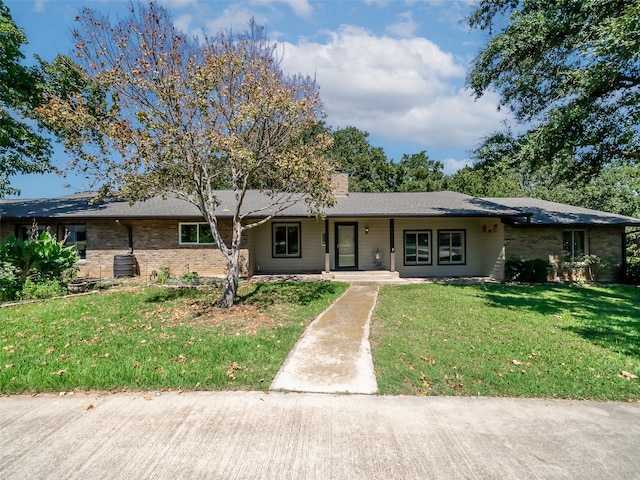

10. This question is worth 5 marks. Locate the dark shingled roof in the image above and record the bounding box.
[1,191,638,226]
[485,197,640,226]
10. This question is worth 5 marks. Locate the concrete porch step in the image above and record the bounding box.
[322,270,403,283]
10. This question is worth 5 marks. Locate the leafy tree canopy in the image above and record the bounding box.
[329,126,395,192]
[36,2,335,307]
[395,151,444,192]
[468,0,640,179]
[0,0,53,197]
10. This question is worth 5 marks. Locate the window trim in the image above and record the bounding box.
[178,222,216,245]
[563,229,588,260]
[272,222,302,258]
[61,224,87,260]
[437,229,466,265]
[403,230,432,266]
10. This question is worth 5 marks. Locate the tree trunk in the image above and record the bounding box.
[219,267,238,308]
[218,226,242,308]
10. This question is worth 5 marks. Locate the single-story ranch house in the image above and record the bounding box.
[1,173,639,282]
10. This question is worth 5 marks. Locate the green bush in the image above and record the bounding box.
[0,261,19,301]
[0,224,80,302]
[21,278,68,300]
[150,266,172,284]
[505,258,551,283]
[626,260,640,285]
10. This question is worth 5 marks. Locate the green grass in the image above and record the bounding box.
[0,281,347,394]
[371,283,640,400]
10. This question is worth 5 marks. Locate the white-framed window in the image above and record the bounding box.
[563,230,587,259]
[438,230,466,265]
[63,225,87,259]
[404,230,431,265]
[179,223,216,245]
[273,222,301,258]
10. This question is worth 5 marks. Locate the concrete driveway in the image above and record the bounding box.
[1,390,639,479]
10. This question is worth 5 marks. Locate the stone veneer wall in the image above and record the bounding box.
[504,225,624,281]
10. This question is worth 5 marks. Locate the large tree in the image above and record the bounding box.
[329,126,395,192]
[0,0,53,197]
[468,0,640,179]
[394,151,444,192]
[37,2,335,307]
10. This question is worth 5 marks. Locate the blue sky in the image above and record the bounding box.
[6,0,509,198]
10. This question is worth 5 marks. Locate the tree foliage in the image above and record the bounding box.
[0,223,80,301]
[36,2,335,307]
[0,0,54,197]
[468,0,640,177]
[395,151,444,192]
[329,126,395,192]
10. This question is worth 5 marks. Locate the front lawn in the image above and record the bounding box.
[370,283,640,400]
[0,281,347,394]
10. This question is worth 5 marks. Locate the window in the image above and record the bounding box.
[63,225,87,259]
[438,230,465,265]
[179,223,215,245]
[18,224,45,240]
[563,230,587,259]
[273,223,301,257]
[404,231,431,265]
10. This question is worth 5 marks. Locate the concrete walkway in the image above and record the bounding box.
[270,284,379,394]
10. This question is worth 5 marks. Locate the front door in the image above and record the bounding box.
[335,222,358,270]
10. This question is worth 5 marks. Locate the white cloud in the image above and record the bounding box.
[158,0,198,7]
[173,14,194,34]
[282,0,313,19]
[280,25,508,153]
[386,11,419,38]
[203,5,269,37]
[442,157,473,175]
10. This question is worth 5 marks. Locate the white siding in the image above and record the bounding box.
[249,216,506,278]
[251,219,325,274]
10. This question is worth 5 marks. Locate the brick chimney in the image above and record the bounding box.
[330,171,349,196]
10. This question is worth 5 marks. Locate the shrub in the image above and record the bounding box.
[505,258,551,283]
[180,271,201,285]
[0,261,19,301]
[150,266,172,284]
[0,223,80,302]
[626,260,640,285]
[21,278,68,300]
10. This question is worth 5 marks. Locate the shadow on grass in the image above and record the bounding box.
[476,283,640,357]
[238,281,341,307]
[143,287,202,304]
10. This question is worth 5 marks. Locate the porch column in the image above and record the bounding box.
[389,218,395,272]
[324,218,330,273]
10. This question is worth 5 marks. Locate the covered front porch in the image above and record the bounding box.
[248,216,507,281]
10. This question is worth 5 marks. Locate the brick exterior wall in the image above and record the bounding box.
[505,225,624,281]
[1,219,248,280]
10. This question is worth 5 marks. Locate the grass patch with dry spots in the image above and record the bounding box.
[0,281,347,393]
[371,283,640,400]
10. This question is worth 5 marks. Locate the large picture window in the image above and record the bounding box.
[63,225,87,259]
[273,223,301,258]
[563,230,587,259]
[438,230,465,265]
[179,223,215,245]
[404,231,431,265]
